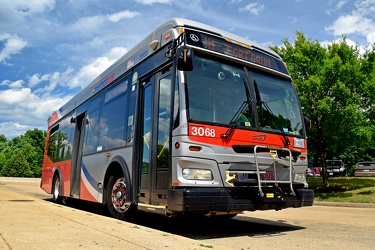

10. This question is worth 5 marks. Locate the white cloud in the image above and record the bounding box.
[70,10,140,36]
[31,46,128,93]
[107,10,140,22]
[14,0,56,14]
[0,45,127,137]
[326,0,375,44]
[320,38,366,55]
[135,0,172,5]
[0,87,72,137]
[0,0,56,35]
[0,79,24,89]
[239,3,265,15]
[367,32,375,44]
[326,15,374,36]
[0,122,30,139]
[230,0,243,4]
[28,73,51,88]
[70,15,105,35]
[0,33,27,64]
[68,47,127,89]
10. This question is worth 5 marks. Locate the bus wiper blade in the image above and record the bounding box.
[254,79,290,146]
[261,101,290,146]
[221,78,252,139]
[220,101,248,139]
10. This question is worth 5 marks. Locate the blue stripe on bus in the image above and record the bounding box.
[81,160,102,194]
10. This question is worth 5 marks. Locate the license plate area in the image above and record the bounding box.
[234,171,275,180]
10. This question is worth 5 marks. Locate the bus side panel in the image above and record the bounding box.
[41,155,54,194]
[41,157,72,197]
[79,158,102,203]
[79,148,133,203]
[61,160,72,197]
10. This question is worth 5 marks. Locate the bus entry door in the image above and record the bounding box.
[138,69,172,206]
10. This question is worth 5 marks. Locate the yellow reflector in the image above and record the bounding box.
[165,33,171,40]
[245,45,252,49]
[266,193,274,198]
[225,38,232,43]
[179,27,184,34]
[236,41,242,46]
[189,146,202,152]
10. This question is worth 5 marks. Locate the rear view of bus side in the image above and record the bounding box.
[41,18,313,219]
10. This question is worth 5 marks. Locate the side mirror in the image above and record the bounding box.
[304,116,311,134]
[177,46,194,71]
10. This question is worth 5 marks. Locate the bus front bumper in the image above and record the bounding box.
[167,187,314,213]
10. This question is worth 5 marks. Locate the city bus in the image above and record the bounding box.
[41,18,313,219]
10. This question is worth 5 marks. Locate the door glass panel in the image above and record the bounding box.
[140,84,153,190]
[156,75,171,189]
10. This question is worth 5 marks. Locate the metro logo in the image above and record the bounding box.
[252,134,266,141]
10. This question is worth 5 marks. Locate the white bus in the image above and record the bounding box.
[41,18,313,219]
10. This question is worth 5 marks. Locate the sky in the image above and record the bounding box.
[1,0,375,139]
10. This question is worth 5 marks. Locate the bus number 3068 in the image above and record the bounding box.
[191,126,216,137]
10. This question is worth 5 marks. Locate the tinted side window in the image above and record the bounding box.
[84,109,100,155]
[47,114,74,162]
[99,80,128,150]
[84,78,129,154]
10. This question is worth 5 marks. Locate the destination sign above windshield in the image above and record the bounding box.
[185,29,289,75]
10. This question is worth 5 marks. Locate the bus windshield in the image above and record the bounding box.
[186,54,304,136]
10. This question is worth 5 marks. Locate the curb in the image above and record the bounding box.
[0,177,40,182]
[314,201,375,208]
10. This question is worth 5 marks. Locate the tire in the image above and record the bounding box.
[52,174,63,204]
[106,175,134,220]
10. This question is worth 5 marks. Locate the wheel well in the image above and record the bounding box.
[103,161,124,204]
[51,169,61,194]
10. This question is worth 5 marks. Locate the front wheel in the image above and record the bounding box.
[106,175,134,219]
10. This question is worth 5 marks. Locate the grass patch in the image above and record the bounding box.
[307,177,375,203]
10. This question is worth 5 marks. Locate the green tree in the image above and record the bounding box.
[1,150,33,177]
[0,134,6,143]
[0,129,46,177]
[271,32,375,187]
[24,129,46,177]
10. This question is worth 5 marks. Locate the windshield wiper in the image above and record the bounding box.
[220,78,252,139]
[254,80,290,146]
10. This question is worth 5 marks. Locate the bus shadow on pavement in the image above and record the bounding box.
[45,198,305,240]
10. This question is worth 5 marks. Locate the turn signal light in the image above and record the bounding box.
[189,146,202,152]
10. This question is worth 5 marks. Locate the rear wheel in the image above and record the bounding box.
[106,175,134,219]
[52,175,62,203]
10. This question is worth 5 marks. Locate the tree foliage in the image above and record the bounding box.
[0,129,46,177]
[271,32,375,187]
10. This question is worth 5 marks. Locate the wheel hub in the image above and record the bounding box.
[111,178,129,212]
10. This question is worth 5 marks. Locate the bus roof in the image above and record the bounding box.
[49,18,283,128]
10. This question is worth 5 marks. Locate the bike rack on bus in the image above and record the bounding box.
[253,145,296,197]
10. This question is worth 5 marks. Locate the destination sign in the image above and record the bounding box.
[185,29,289,75]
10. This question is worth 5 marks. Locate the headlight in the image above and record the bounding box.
[182,169,213,180]
[294,172,306,183]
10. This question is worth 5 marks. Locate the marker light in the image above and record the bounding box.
[189,146,202,152]
[182,169,213,180]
